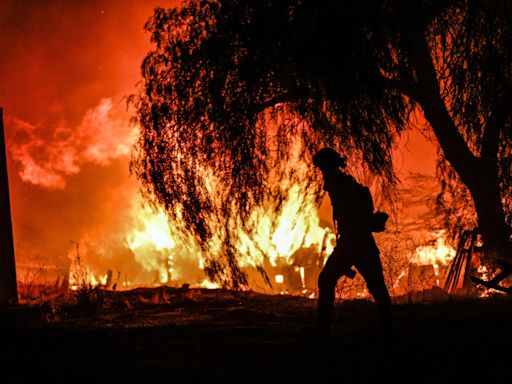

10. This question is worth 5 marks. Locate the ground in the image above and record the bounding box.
[1,287,511,383]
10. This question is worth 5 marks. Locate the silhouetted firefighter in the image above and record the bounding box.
[311,148,392,339]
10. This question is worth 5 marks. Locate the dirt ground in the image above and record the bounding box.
[1,287,511,383]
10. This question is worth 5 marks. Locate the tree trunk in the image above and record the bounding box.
[407,31,511,263]
[416,76,511,263]
[468,162,511,263]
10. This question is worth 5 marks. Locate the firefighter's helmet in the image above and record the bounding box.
[312,148,346,169]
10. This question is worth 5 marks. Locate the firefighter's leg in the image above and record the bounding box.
[355,241,393,333]
[317,246,353,329]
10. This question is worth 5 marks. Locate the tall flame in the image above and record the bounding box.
[126,205,177,284]
[121,183,335,289]
[235,184,336,268]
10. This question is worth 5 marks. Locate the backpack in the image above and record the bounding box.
[372,211,389,232]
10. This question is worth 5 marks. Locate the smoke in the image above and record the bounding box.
[9,98,137,189]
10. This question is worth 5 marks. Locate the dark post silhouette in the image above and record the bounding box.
[0,108,18,304]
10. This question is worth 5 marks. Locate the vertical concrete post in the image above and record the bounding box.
[0,108,18,304]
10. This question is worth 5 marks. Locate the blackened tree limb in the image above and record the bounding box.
[470,276,512,294]
[408,30,479,187]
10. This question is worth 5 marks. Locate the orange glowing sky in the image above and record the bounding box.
[1,0,178,279]
[0,0,438,283]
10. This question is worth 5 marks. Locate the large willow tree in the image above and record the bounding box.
[132,0,512,286]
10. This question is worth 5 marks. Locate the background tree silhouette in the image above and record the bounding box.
[132,0,511,286]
